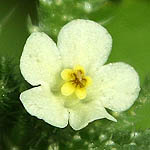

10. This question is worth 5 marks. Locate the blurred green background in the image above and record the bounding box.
[0,0,150,85]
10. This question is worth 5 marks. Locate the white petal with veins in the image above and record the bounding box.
[57,19,112,72]
[89,62,140,112]
[20,85,69,128]
[20,32,61,86]
[69,99,116,130]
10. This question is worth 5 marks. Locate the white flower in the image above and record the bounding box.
[20,19,140,130]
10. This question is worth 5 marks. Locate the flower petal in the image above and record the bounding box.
[20,32,61,86]
[61,82,75,96]
[20,85,69,128]
[69,100,116,130]
[89,62,140,112]
[57,19,112,71]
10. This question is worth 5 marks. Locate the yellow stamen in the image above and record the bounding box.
[85,76,92,87]
[74,65,85,75]
[61,65,92,99]
[61,69,73,81]
[75,88,87,99]
[61,82,75,96]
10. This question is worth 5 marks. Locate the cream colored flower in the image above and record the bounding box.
[20,19,140,130]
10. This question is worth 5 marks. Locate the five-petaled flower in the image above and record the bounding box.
[20,19,140,130]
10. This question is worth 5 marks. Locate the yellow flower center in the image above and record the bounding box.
[61,65,92,99]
